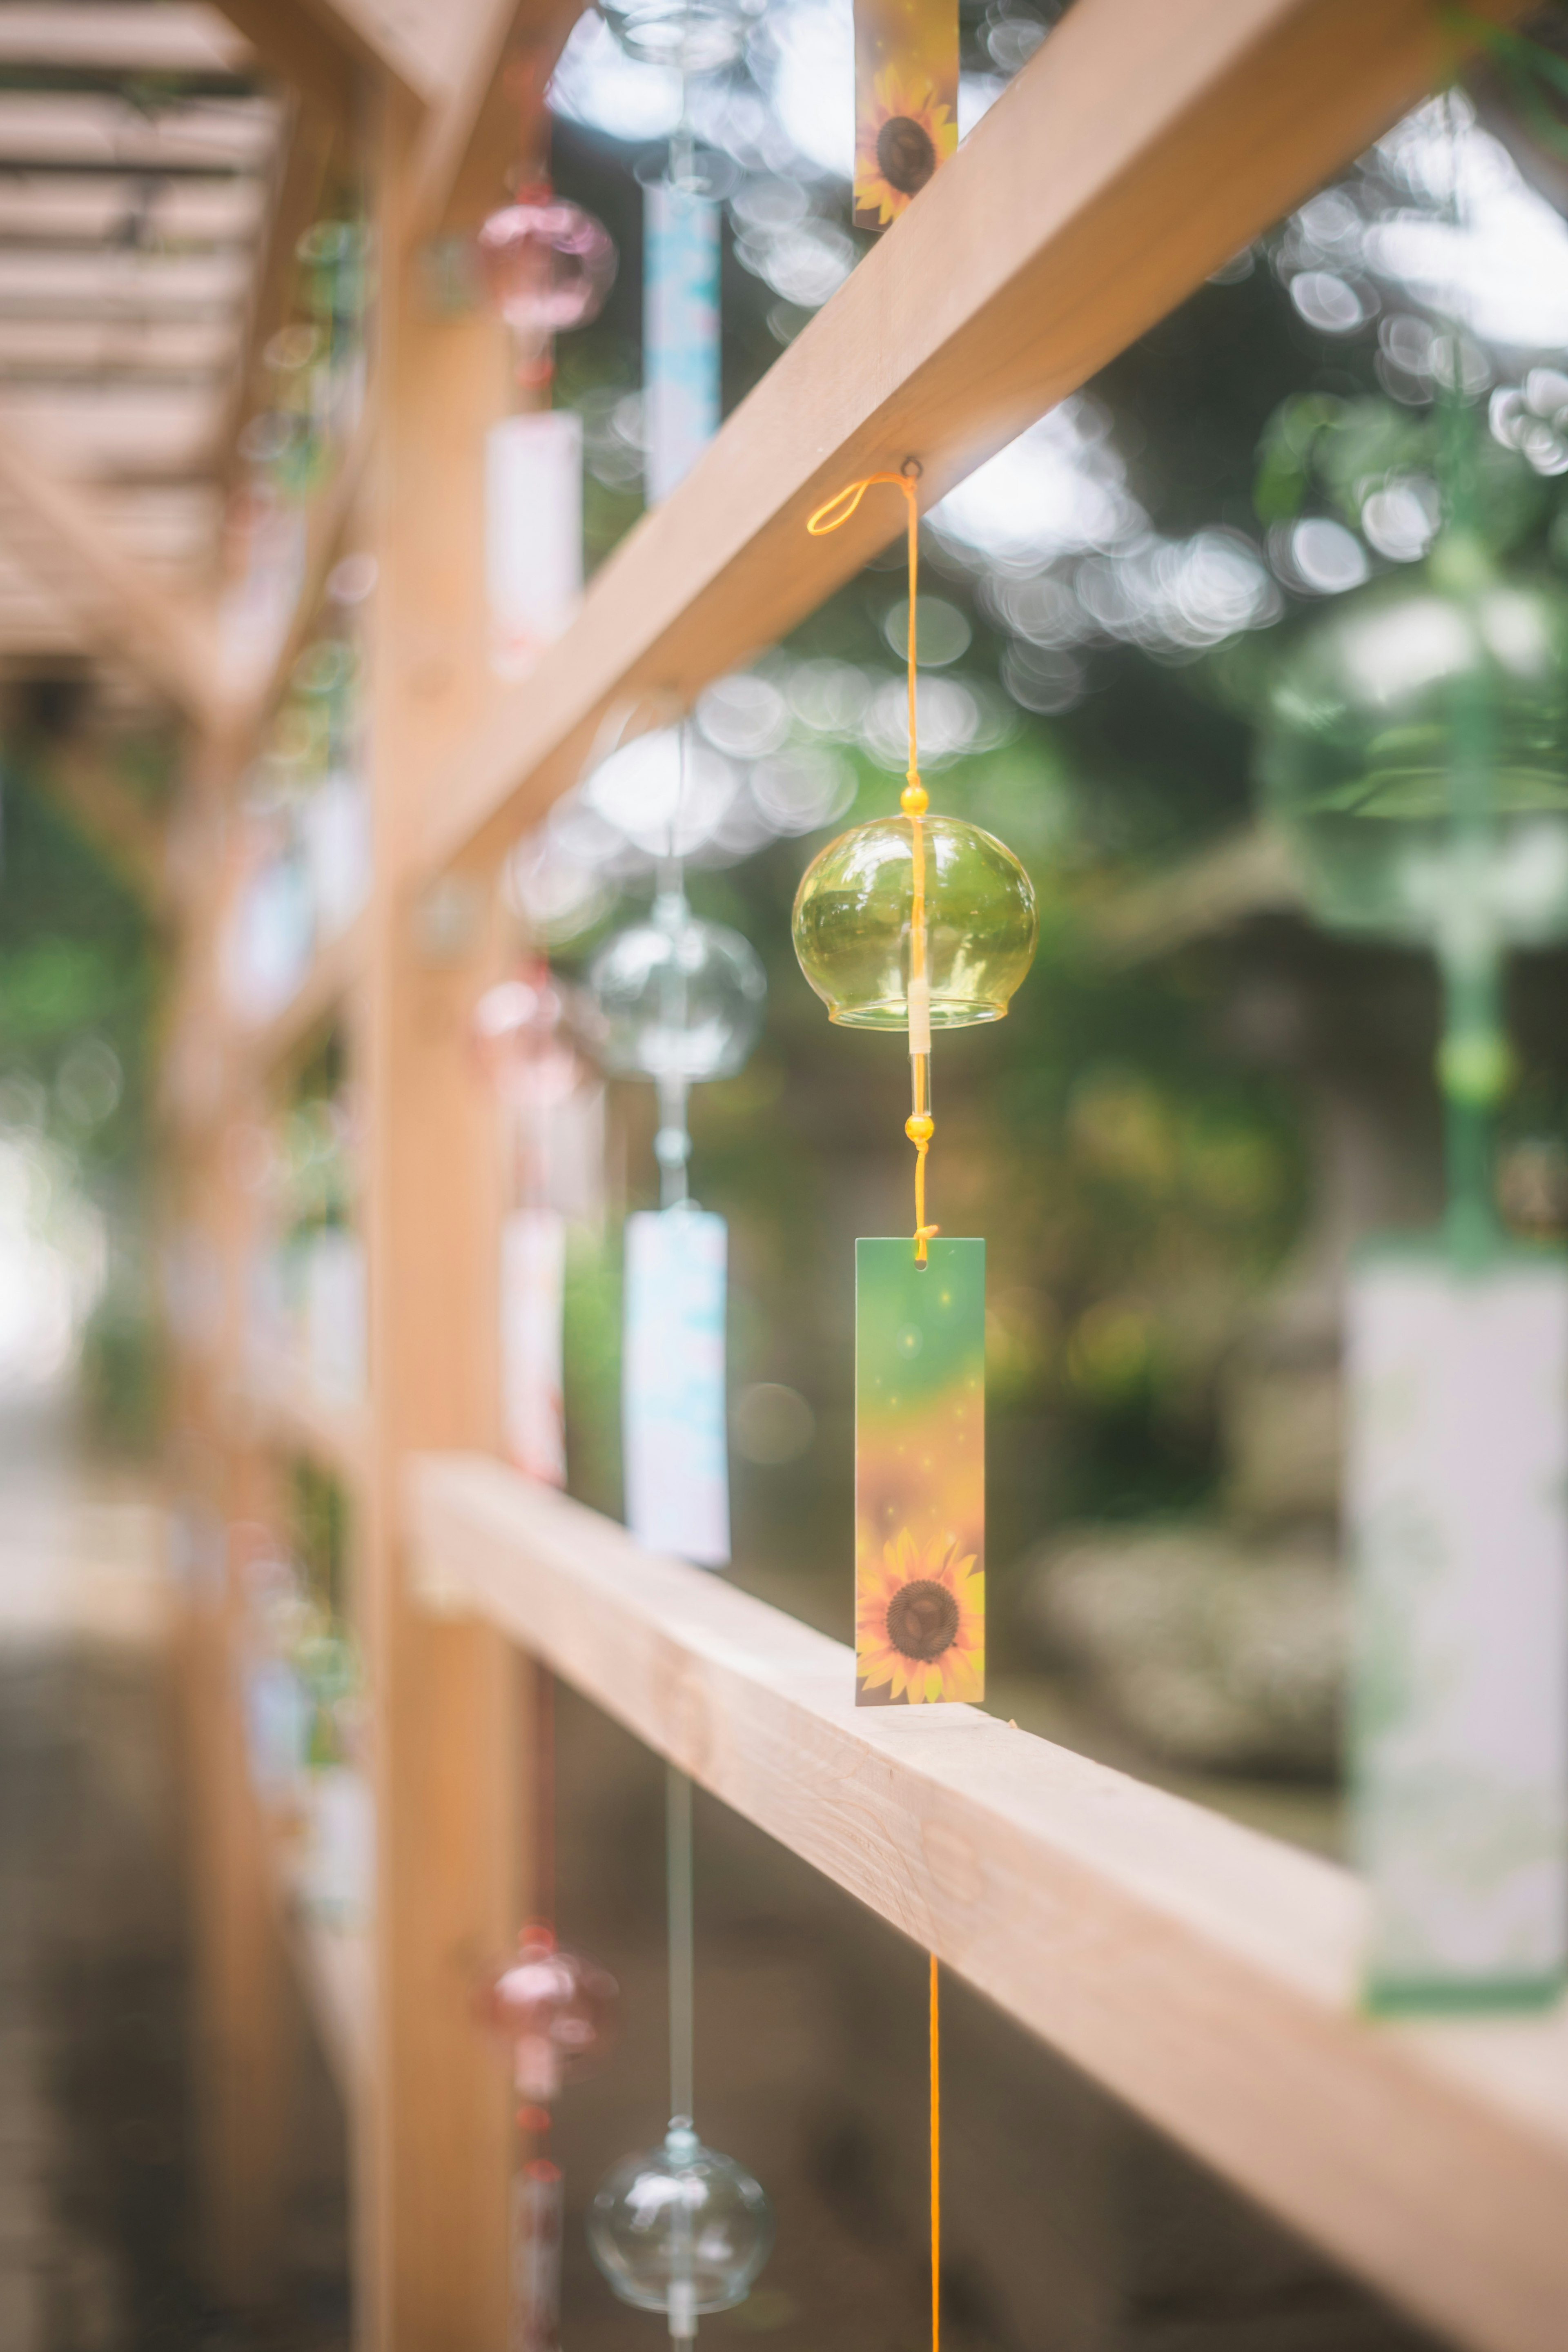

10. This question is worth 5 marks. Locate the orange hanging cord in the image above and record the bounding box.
[810,471,944,2344]
[807,464,938,1264]
[929,1952,941,2352]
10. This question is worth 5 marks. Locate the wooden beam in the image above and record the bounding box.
[414,0,1526,882]
[32,738,169,909]
[1095,825,1305,964]
[227,397,375,748]
[408,1456,1568,2352]
[211,0,359,121]
[215,89,340,487]
[244,910,369,1074]
[0,422,229,731]
[295,0,501,107]
[243,1351,372,1491]
[408,0,586,241]
[359,93,523,2352]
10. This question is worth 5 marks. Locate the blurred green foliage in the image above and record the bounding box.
[0,748,166,1452]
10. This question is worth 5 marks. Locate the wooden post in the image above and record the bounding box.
[360,90,524,2351]
[165,737,301,2305]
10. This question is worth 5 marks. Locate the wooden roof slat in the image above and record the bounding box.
[0,246,253,305]
[0,410,227,721]
[0,6,252,74]
[0,90,279,171]
[0,173,267,241]
[0,317,237,370]
[0,384,228,472]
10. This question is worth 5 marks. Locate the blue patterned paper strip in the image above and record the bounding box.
[644,183,721,507]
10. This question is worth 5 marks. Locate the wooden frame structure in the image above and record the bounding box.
[18,0,1562,2347]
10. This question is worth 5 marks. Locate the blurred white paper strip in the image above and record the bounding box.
[485,412,583,680]
[623,1208,729,1566]
[1347,1247,1568,2009]
[306,1227,366,1405]
[644,184,719,506]
[501,1208,567,1486]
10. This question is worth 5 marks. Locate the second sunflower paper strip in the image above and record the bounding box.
[855,1236,984,1705]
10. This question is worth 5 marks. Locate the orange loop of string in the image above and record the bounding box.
[807,466,934,1263]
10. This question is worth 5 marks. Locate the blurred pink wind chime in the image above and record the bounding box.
[475,58,617,679]
[471,959,617,2352]
[472,963,604,1487]
[467,66,622,2349]
[477,1836,619,2352]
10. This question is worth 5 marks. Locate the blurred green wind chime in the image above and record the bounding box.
[1259,67,1568,2008]
[580,1,775,2334]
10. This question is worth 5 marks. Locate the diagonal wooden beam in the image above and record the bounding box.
[223,0,511,108]
[214,86,339,484]
[408,0,586,240]
[412,0,1526,883]
[209,0,358,122]
[295,0,462,101]
[0,422,230,734]
[33,737,171,909]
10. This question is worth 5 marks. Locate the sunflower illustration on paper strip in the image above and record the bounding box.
[852,0,959,234]
[855,1236,984,1705]
[855,69,957,228]
[859,1530,984,1704]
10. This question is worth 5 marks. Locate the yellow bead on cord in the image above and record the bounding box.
[807,461,939,1265]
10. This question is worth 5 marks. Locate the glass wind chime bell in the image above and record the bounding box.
[601,0,762,71]
[588,887,765,1202]
[477,188,617,389]
[789,465,1038,2348]
[479,1918,619,2352]
[588,2118,773,2329]
[481,1920,617,2106]
[794,467,1038,1261]
[583,1756,772,2338]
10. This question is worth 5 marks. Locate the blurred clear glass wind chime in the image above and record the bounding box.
[581,0,775,2336]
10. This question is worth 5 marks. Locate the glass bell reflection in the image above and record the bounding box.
[586,892,766,1084]
[587,2117,773,2336]
[792,811,1038,1029]
[479,1923,618,2103]
[600,0,764,73]
[1260,545,1568,949]
[477,188,616,386]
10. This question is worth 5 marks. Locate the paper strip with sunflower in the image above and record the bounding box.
[855,1236,985,1705]
[853,0,959,232]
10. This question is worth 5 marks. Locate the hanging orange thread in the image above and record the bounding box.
[929,1952,940,2352]
[807,463,938,1262]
